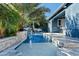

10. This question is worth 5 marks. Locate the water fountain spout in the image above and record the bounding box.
[29,40,32,48]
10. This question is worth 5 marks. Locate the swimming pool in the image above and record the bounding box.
[0,33,67,56]
[12,33,58,56]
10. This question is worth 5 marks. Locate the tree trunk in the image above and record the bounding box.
[0,28,5,38]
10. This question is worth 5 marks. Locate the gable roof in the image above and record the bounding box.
[48,3,72,21]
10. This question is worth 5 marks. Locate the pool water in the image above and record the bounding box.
[16,43,58,56]
[25,33,52,43]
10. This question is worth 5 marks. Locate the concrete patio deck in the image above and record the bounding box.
[50,33,79,56]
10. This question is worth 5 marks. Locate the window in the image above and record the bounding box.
[57,19,64,28]
[57,19,61,27]
[59,20,61,26]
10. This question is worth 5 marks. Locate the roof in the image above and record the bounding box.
[48,3,72,21]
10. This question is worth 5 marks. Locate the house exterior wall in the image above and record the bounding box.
[65,4,79,38]
[48,20,52,32]
[52,19,61,33]
[48,18,64,33]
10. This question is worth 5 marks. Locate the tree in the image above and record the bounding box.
[0,4,23,37]
[12,3,50,32]
[0,3,50,38]
[24,3,50,32]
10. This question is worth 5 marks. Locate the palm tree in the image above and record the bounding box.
[0,4,23,37]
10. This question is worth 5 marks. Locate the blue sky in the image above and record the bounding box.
[41,3,62,18]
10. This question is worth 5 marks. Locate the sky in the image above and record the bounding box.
[40,3,62,19]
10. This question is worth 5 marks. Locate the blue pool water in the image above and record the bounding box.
[25,33,52,43]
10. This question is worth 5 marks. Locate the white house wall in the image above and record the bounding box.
[65,3,79,39]
[48,20,52,32]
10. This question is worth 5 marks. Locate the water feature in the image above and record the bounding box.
[29,40,32,48]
